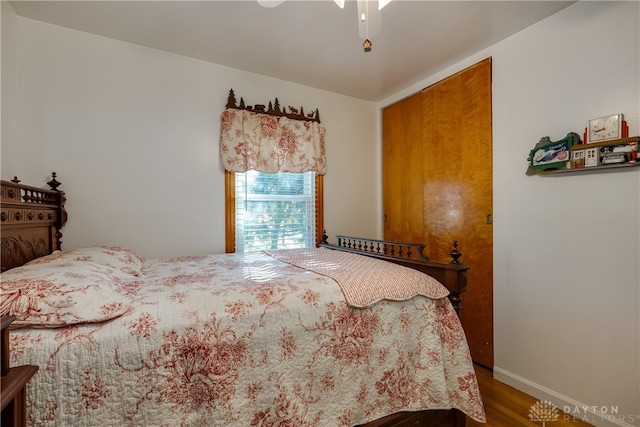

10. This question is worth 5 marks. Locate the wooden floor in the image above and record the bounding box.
[466,364,593,427]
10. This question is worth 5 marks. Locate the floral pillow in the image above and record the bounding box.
[26,246,144,276]
[0,261,140,328]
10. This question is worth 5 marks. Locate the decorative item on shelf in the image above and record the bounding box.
[584,146,599,167]
[585,113,627,143]
[225,89,321,123]
[602,151,628,165]
[526,132,581,174]
[570,136,638,169]
[570,149,586,169]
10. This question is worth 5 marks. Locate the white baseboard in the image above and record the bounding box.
[492,366,637,427]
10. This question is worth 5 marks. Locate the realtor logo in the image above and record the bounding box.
[529,400,560,426]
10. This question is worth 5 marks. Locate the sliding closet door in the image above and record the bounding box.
[383,58,493,367]
[382,92,424,244]
[422,59,493,367]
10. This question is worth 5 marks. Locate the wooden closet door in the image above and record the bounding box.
[422,59,493,367]
[382,93,425,244]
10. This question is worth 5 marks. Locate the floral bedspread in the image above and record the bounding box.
[265,248,450,307]
[9,250,485,426]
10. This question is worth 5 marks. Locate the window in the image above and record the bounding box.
[225,171,323,253]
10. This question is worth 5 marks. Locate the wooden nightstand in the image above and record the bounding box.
[1,315,38,427]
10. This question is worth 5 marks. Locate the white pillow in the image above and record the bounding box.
[1,261,140,328]
[26,246,144,276]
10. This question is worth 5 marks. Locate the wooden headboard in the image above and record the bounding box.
[0,175,67,272]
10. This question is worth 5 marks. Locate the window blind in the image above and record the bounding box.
[235,171,316,253]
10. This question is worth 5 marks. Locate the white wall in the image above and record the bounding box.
[3,1,639,426]
[3,15,379,259]
[492,3,638,426]
[380,2,640,426]
[1,0,18,176]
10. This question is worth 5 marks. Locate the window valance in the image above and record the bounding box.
[220,91,326,175]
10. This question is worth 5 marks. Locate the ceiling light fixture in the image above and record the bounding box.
[258,0,391,52]
[356,0,383,52]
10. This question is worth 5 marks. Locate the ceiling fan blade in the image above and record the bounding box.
[257,0,286,8]
[378,0,392,10]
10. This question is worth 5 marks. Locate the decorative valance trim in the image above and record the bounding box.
[225,89,321,123]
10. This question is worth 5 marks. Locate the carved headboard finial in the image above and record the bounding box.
[449,240,462,264]
[11,177,20,183]
[47,172,61,191]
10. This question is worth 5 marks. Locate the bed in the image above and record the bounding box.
[0,176,485,427]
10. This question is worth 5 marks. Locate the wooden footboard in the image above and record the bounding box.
[319,234,470,427]
[319,233,469,316]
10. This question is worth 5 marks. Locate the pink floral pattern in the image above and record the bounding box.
[220,109,326,174]
[25,246,145,276]
[10,250,485,426]
[266,248,450,307]
[1,262,138,328]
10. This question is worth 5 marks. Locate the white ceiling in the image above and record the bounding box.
[9,0,575,102]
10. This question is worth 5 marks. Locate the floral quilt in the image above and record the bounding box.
[8,249,485,426]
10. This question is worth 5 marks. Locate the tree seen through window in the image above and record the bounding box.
[235,171,315,252]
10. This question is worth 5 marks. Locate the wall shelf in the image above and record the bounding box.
[527,136,639,176]
[531,161,640,175]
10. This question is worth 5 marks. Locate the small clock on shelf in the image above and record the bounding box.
[587,113,624,143]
